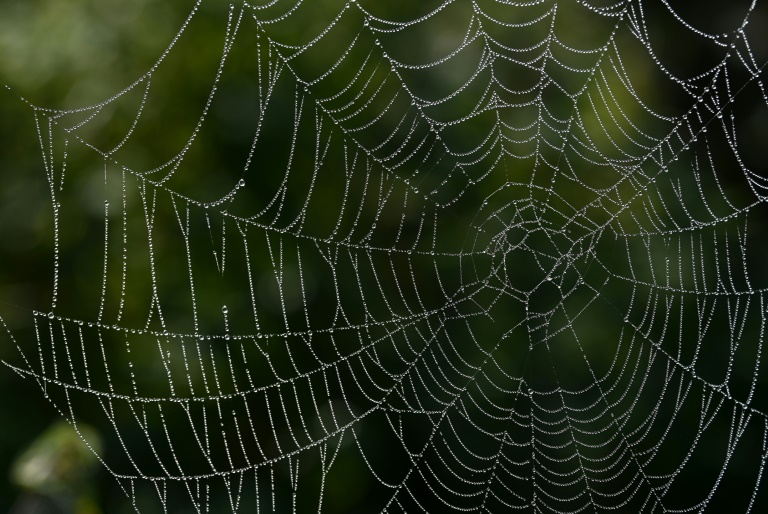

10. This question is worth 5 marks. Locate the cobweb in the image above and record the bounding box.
[3,0,768,511]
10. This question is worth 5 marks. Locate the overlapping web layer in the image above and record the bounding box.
[5,0,768,511]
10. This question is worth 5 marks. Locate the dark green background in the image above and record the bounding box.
[2,0,768,512]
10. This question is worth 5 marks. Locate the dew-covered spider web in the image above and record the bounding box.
[2,0,768,511]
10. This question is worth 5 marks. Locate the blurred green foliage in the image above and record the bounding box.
[10,421,102,513]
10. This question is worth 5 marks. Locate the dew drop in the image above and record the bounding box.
[48,312,54,319]
[222,305,228,314]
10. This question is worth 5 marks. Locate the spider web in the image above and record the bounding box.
[3,0,768,511]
